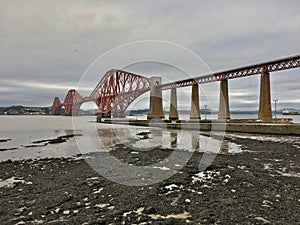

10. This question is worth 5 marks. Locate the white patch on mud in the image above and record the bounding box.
[95,204,110,209]
[165,184,178,191]
[192,171,221,184]
[0,177,32,188]
[148,211,190,220]
[152,166,170,171]
[276,171,300,178]
[228,133,300,149]
[264,163,272,170]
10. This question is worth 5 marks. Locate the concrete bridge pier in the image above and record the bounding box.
[190,83,201,120]
[96,112,111,122]
[147,77,165,120]
[170,132,177,148]
[169,88,179,120]
[218,79,231,119]
[258,71,272,120]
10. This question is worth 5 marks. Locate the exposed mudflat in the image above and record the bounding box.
[0,135,299,225]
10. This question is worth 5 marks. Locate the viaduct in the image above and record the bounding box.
[51,54,300,121]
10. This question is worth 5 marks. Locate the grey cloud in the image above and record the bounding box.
[0,0,299,110]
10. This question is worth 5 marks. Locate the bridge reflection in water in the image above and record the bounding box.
[96,127,241,154]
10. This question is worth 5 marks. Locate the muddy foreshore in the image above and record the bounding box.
[0,135,299,225]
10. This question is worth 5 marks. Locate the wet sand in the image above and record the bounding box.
[0,134,299,224]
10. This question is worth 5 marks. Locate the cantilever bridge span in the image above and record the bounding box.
[51,69,151,116]
[52,54,300,120]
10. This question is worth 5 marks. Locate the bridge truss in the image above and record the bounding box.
[158,54,300,90]
[52,54,300,115]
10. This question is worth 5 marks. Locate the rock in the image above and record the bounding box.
[145,207,157,214]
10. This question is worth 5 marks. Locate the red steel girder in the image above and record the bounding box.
[90,69,151,115]
[158,54,300,90]
[63,89,92,116]
[51,89,92,116]
[51,97,62,115]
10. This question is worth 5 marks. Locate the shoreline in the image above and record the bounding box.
[0,134,299,224]
[100,118,300,135]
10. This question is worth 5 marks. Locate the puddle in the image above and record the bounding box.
[0,130,84,162]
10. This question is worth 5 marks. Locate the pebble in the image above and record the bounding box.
[63,210,70,215]
[95,203,109,208]
[185,199,191,203]
[231,189,236,193]
[262,200,273,207]
[15,222,25,225]
[17,207,26,213]
[93,188,103,194]
[255,216,271,224]
[134,207,144,215]
[223,178,229,184]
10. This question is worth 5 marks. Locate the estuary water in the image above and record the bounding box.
[0,115,299,162]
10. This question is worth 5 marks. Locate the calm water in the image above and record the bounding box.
[0,115,299,162]
[129,113,300,123]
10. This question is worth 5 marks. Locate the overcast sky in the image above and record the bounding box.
[0,0,299,111]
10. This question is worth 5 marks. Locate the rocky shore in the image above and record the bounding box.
[0,135,299,224]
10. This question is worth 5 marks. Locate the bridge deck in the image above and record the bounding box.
[158,54,300,90]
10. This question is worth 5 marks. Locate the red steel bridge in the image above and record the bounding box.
[52,70,151,116]
[52,54,300,119]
